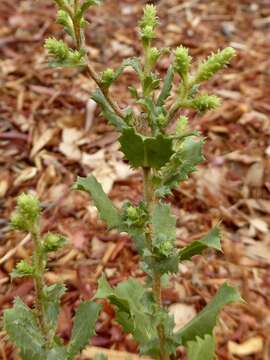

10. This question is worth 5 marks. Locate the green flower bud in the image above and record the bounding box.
[191,94,221,113]
[43,232,67,252]
[10,212,27,231]
[139,5,158,46]
[11,260,34,279]
[148,47,160,68]
[44,38,69,60]
[157,113,167,128]
[68,49,86,64]
[101,68,115,87]
[56,10,71,27]
[140,25,155,42]
[174,46,192,79]
[194,47,236,83]
[126,206,138,220]
[160,240,173,256]
[139,5,158,30]
[176,116,188,135]
[17,193,40,223]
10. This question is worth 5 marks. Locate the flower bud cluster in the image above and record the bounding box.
[10,193,40,232]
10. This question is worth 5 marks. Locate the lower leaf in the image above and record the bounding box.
[187,335,215,360]
[3,297,46,360]
[175,283,242,345]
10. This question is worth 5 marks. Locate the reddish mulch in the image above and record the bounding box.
[0,0,270,359]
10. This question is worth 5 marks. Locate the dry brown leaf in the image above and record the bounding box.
[59,128,84,161]
[169,303,196,331]
[14,167,38,186]
[249,218,268,233]
[30,128,58,157]
[228,336,264,356]
[245,162,264,187]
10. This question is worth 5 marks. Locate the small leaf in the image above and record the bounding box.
[74,176,121,229]
[3,298,46,360]
[43,284,66,339]
[122,57,143,79]
[152,203,176,256]
[67,301,101,360]
[93,354,108,360]
[95,275,156,345]
[11,260,34,279]
[47,346,68,360]
[91,89,127,131]
[155,137,204,197]
[157,65,174,106]
[179,226,222,261]
[175,283,242,345]
[187,335,215,360]
[119,127,173,169]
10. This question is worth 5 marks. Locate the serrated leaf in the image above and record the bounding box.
[179,226,222,261]
[95,275,156,345]
[157,65,174,106]
[3,298,46,360]
[152,203,176,255]
[119,127,173,169]
[43,284,66,339]
[93,354,108,360]
[47,346,68,360]
[91,89,127,131]
[175,283,242,345]
[155,137,204,197]
[187,335,215,360]
[67,301,101,360]
[122,57,143,79]
[74,176,121,229]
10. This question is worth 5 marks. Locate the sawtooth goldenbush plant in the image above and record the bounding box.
[3,1,243,360]
[4,193,101,360]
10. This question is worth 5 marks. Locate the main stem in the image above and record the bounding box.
[32,226,49,343]
[143,167,170,360]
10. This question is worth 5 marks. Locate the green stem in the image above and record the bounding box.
[142,167,170,360]
[32,226,49,343]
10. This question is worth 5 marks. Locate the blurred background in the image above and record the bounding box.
[0,0,270,359]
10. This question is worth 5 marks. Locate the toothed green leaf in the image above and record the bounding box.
[157,65,174,106]
[47,346,68,360]
[74,176,121,229]
[155,137,204,197]
[175,283,242,345]
[43,284,66,339]
[187,335,215,360]
[91,89,127,131]
[95,275,156,345]
[3,298,46,360]
[179,226,222,261]
[11,260,34,279]
[67,301,101,360]
[119,127,173,169]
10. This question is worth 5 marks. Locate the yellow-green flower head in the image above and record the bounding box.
[194,47,236,83]
[10,193,40,231]
[43,232,67,252]
[17,193,40,222]
[139,5,158,30]
[174,46,192,78]
[101,68,115,87]
[192,94,221,113]
[44,38,69,60]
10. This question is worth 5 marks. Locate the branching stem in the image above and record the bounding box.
[143,167,170,360]
[32,226,49,343]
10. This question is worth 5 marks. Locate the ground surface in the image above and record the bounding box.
[0,0,270,359]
